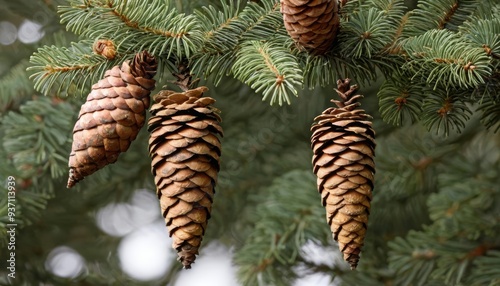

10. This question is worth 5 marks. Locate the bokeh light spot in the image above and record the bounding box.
[17,20,44,44]
[118,223,173,281]
[96,189,160,237]
[0,21,17,45]
[174,242,239,286]
[45,246,85,279]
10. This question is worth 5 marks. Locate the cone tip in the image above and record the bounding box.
[67,178,76,189]
[67,168,80,188]
[346,254,360,270]
[177,244,199,269]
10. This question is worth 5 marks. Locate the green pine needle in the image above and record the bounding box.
[478,95,500,132]
[403,29,492,90]
[339,8,395,58]
[401,0,478,37]
[28,40,123,97]
[59,0,203,58]
[378,78,424,126]
[232,41,303,105]
[421,88,472,135]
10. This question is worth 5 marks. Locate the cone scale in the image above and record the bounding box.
[280,0,340,55]
[311,79,375,269]
[148,86,222,269]
[67,51,157,188]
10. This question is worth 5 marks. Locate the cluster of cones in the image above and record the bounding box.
[66,51,222,268]
[65,0,374,270]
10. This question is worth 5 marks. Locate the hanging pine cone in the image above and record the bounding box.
[148,86,222,269]
[67,51,157,188]
[310,79,375,269]
[280,0,340,55]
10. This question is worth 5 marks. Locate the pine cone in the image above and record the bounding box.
[310,79,375,269]
[148,86,223,269]
[67,51,157,188]
[281,0,340,55]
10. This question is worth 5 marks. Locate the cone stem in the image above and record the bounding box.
[173,60,193,92]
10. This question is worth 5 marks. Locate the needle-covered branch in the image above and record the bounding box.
[233,41,302,105]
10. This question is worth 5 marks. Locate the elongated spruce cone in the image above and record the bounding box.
[148,86,222,269]
[311,79,375,269]
[281,0,340,55]
[67,51,157,188]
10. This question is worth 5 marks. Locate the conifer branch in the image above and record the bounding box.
[401,0,478,37]
[467,250,500,284]
[191,1,284,84]
[339,8,395,58]
[108,3,187,39]
[28,40,124,97]
[195,2,243,52]
[478,94,500,133]
[460,18,500,58]
[59,0,203,58]
[377,77,424,126]
[365,0,406,23]
[0,61,34,112]
[421,88,472,135]
[402,30,492,89]
[1,97,75,180]
[239,1,283,41]
[235,170,329,286]
[233,41,302,105]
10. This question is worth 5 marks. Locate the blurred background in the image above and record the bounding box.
[1,1,500,286]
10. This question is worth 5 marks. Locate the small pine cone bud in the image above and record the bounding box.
[67,51,157,188]
[93,39,117,60]
[281,0,340,55]
[148,86,223,269]
[311,78,375,269]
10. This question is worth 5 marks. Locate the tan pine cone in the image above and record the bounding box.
[311,78,375,269]
[148,86,223,269]
[93,39,116,60]
[281,0,340,55]
[67,51,157,188]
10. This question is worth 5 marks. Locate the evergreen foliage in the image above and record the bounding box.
[0,0,499,285]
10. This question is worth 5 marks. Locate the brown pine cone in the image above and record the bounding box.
[148,86,223,269]
[67,51,157,188]
[311,78,375,269]
[281,0,340,54]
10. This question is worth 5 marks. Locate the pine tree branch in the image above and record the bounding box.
[338,8,396,58]
[421,87,472,135]
[28,40,124,97]
[239,1,283,41]
[107,3,188,42]
[195,1,243,53]
[467,250,500,285]
[1,97,75,180]
[460,16,500,58]
[387,130,500,285]
[235,170,329,286]
[232,41,302,105]
[377,76,425,126]
[402,29,492,90]
[0,60,34,113]
[190,0,284,84]
[477,93,500,132]
[59,0,203,58]
[401,0,478,37]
